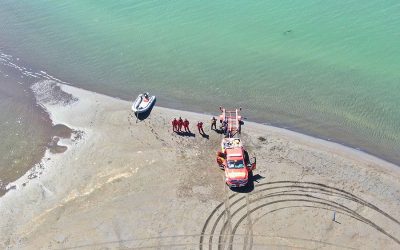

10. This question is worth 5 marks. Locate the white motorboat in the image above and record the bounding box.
[132,92,156,114]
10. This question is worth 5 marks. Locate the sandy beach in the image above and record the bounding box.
[1,80,400,249]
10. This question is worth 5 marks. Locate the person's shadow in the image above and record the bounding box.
[200,133,209,139]
[135,99,156,122]
[213,128,224,134]
[176,131,195,137]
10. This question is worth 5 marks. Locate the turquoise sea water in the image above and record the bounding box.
[0,1,400,165]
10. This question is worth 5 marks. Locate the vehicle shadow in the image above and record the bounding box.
[135,99,156,121]
[230,173,265,193]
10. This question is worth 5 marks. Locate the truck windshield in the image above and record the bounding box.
[227,160,244,169]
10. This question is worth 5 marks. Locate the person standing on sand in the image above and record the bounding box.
[211,116,217,130]
[178,117,183,132]
[197,121,204,134]
[183,119,190,132]
[172,118,178,132]
[222,119,228,135]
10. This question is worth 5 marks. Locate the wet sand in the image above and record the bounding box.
[1,81,400,249]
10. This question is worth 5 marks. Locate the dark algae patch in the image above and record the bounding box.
[48,124,74,154]
[51,124,73,138]
[48,137,68,154]
[258,136,267,142]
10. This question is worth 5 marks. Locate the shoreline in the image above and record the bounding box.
[1,46,400,168]
[2,81,400,249]
[0,62,398,196]
[41,81,400,168]
[2,79,399,194]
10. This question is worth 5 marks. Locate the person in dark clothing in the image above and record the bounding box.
[197,121,204,134]
[177,117,183,132]
[222,120,228,135]
[183,119,190,132]
[172,118,178,132]
[238,120,243,134]
[211,116,217,130]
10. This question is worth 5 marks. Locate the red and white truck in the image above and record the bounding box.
[217,138,256,187]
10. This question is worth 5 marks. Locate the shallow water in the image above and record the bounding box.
[0,1,399,166]
[0,69,53,194]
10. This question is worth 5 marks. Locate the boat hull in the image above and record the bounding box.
[132,94,156,113]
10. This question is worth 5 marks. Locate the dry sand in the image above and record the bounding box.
[1,81,400,249]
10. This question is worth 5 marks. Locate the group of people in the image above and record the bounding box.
[171,115,241,136]
[171,117,205,134]
[172,117,190,132]
[211,116,230,136]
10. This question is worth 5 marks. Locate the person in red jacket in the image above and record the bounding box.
[197,121,204,134]
[177,117,183,132]
[183,119,190,132]
[216,151,226,169]
[172,118,178,132]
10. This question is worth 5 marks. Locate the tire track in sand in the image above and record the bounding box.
[200,181,400,250]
